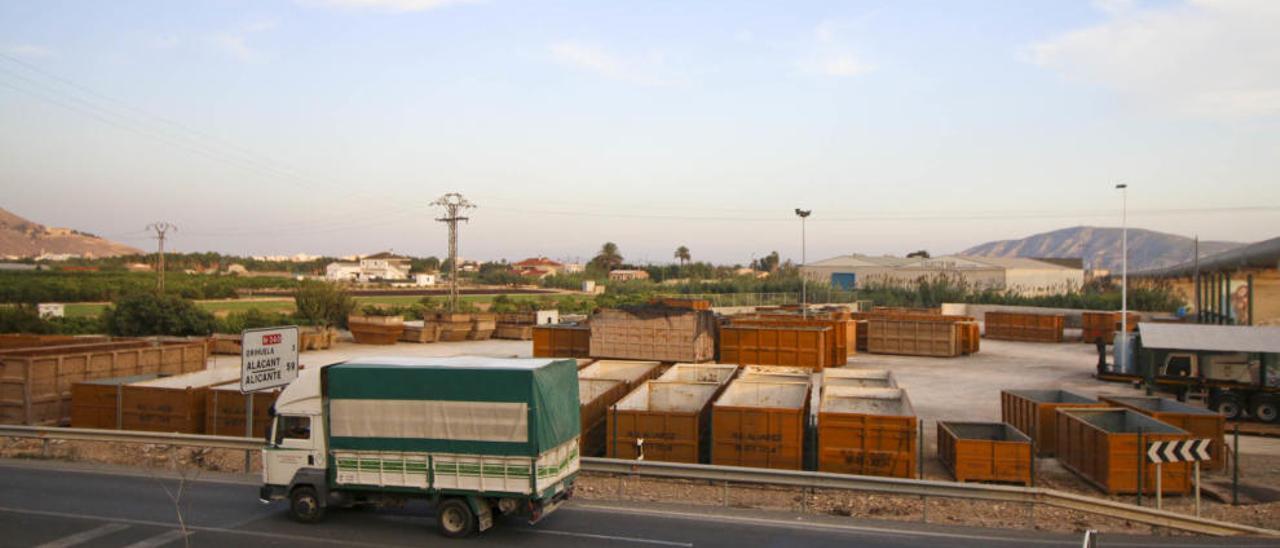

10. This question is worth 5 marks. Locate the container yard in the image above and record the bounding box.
[711,379,810,469]
[817,386,917,478]
[936,421,1032,485]
[1001,389,1105,457]
[1055,408,1193,495]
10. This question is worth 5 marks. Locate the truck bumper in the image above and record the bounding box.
[259,484,287,504]
[529,482,574,525]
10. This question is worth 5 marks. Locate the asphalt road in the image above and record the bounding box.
[0,459,1271,548]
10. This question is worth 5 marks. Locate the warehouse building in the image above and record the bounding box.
[802,254,1084,296]
[1135,235,1279,326]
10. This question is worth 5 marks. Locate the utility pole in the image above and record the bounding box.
[432,193,475,312]
[794,208,811,317]
[146,222,177,293]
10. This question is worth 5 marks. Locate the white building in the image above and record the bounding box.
[414,273,436,286]
[325,252,413,282]
[801,254,1084,297]
[325,262,362,281]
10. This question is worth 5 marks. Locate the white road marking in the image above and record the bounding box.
[570,503,1076,546]
[531,528,694,547]
[35,523,130,548]
[122,530,187,548]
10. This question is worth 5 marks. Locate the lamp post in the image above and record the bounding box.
[795,208,811,317]
[1116,183,1129,372]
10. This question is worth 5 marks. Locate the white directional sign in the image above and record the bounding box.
[240,326,300,393]
[1147,439,1212,464]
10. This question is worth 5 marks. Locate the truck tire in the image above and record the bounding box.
[1214,393,1245,420]
[289,486,326,524]
[1251,396,1279,423]
[437,498,476,538]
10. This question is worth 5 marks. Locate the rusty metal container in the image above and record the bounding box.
[1056,408,1192,495]
[817,387,917,478]
[532,325,591,358]
[1001,389,1105,457]
[399,321,439,343]
[69,374,160,429]
[589,308,716,362]
[865,319,962,357]
[607,378,731,463]
[205,383,278,437]
[1,340,207,425]
[0,335,110,350]
[347,315,405,345]
[712,379,810,469]
[937,421,1032,485]
[579,378,629,457]
[468,312,497,340]
[116,368,240,433]
[822,368,897,391]
[738,365,813,385]
[579,360,663,391]
[430,312,472,342]
[211,334,242,355]
[984,312,1065,343]
[1099,396,1226,471]
[719,325,830,370]
[657,363,738,384]
[960,322,981,354]
[729,316,856,365]
[1081,311,1139,344]
[854,320,868,352]
[493,324,534,340]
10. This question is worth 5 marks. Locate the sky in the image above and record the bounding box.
[1,0,1278,265]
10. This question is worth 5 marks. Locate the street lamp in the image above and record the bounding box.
[1116,183,1129,372]
[795,208,811,317]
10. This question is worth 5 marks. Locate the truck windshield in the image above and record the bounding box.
[274,416,311,445]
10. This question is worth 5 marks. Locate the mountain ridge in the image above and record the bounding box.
[0,207,143,259]
[962,226,1243,272]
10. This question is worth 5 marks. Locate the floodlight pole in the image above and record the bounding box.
[795,208,811,317]
[1116,183,1129,372]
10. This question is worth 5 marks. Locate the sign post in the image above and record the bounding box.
[240,326,300,470]
[1147,439,1212,514]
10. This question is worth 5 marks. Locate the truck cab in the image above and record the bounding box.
[260,357,581,537]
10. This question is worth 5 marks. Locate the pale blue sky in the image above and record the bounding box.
[1,0,1277,264]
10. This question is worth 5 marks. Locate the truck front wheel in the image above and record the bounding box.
[437,498,476,538]
[289,486,326,524]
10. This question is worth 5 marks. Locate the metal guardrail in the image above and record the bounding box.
[2,425,1274,537]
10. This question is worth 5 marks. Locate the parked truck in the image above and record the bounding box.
[258,357,581,537]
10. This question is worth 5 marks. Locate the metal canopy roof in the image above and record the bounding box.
[1137,322,1280,353]
[1135,236,1280,277]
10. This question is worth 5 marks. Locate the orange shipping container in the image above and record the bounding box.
[1001,389,1105,457]
[822,368,897,391]
[579,378,629,456]
[532,325,591,358]
[865,319,962,357]
[937,422,1032,485]
[730,316,856,364]
[1099,396,1226,471]
[712,380,810,470]
[818,387,917,478]
[590,308,717,363]
[579,360,663,391]
[608,379,730,463]
[1081,311,1139,344]
[69,374,161,429]
[719,325,830,371]
[205,384,278,437]
[984,312,1065,343]
[1056,408,1191,495]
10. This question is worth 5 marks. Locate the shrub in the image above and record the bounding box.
[0,305,51,334]
[101,293,217,336]
[293,281,355,329]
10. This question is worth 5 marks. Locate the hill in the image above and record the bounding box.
[961,226,1243,272]
[0,207,143,259]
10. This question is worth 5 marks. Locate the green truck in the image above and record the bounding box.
[258,357,581,537]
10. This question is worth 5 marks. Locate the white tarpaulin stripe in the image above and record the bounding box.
[330,399,529,443]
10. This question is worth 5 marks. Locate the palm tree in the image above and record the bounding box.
[592,242,623,271]
[674,246,691,267]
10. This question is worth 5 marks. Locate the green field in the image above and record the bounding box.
[61,293,552,319]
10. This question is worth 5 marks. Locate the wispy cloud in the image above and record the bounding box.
[1029,0,1280,118]
[298,0,479,12]
[209,20,276,62]
[548,41,672,86]
[798,20,874,78]
[2,44,55,59]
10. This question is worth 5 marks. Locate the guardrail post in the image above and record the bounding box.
[722,480,729,506]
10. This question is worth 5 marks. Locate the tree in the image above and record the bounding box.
[292,280,356,329]
[101,293,217,336]
[907,250,931,259]
[751,251,781,273]
[674,246,691,267]
[590,242,624,272]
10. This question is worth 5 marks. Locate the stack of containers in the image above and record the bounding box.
[607,363,736,463]
[817,387,918,478]
[577,360,662,456]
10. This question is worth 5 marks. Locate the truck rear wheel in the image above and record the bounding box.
[289,486,326,524]
[1214,393,1245,420]
[437,498,476,538]
[1251,396,1279,423]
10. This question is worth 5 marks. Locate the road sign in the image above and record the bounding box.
[1147,439,1212,464]
[240,326,300,393]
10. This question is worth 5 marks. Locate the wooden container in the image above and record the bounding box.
[579,360,663,392]
[823,368,897,391]
[854,320,868,352]
[658,363,738,385]
[1099,396,1226,471]
[818,387,917,478]
[937,421,1032,485]
[0,335,110,350]
[1056,408,1192,495]
[960,322,981,354]
[468,313,497,340]
[866,319,962,357]
[493,324,534,340]
[532,325,591,358]
[211,334,242,355]
[579,378,629,457]
[69,374,161,429]
[719,325,829,371]
[205,384,278,437]
[590,308,716,363]
[738,365,812,385]
[347,315,405,345]
[430,312,472,342]
[712,379,810,470]
[1,340,207,426]
[299,327,336,351]
[729,316,856,365]
[607,380,729,463]
[399,321,439,343]
[984,312,1065,343]
[1081,312,1139,344]
[1001,389,1105,457]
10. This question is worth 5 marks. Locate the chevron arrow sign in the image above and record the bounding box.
[1147,439,1212,463]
